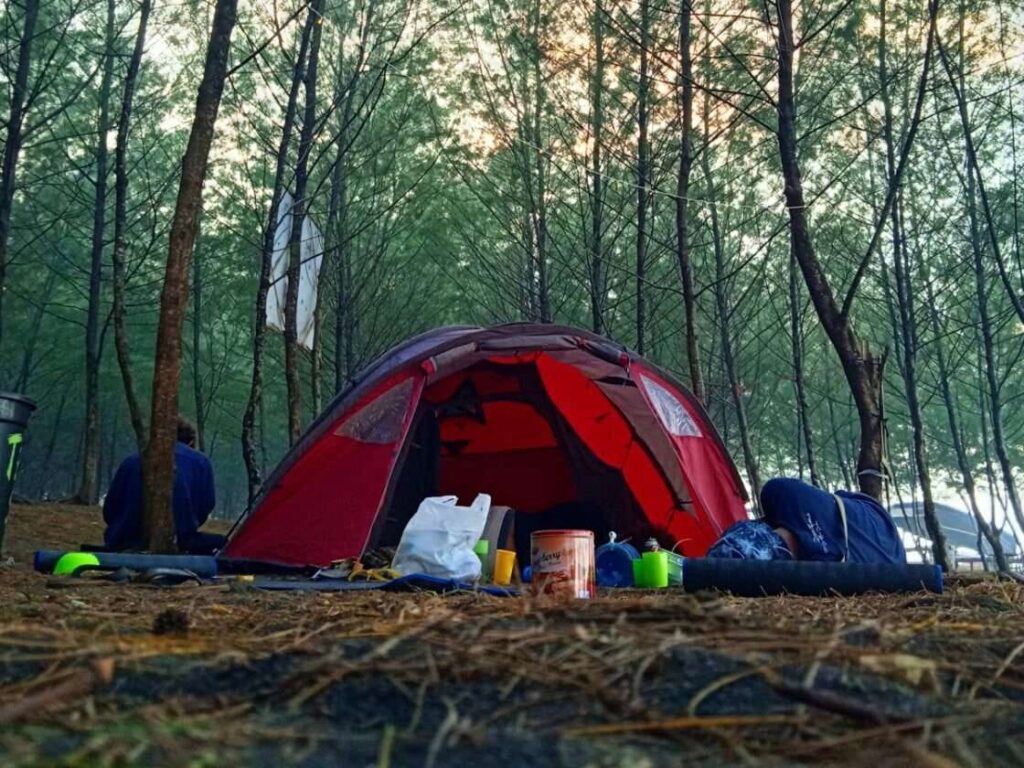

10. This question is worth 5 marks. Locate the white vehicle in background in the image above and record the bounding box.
[890,501,1021,571]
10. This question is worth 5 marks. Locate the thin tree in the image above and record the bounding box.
[703,114,761,504]
[935,5,1024,538]
[877,0,947,566]
[284,0,324,445]
[674,0,703,401]
[112,0,154,450]
[76,0,117,505]
[0,0,39,355]
[926,276,1008,570]
[588,0,606,334]
[787,247,819,485]
[241,5,318,500]
[530,0,550,323]
[767,0,937,500]
[141,0,239,550]
[192,241,206,451]
[634,0,651,353]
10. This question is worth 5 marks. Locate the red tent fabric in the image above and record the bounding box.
[224,324,749,566]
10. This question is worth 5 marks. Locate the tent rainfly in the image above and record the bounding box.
[224,324,749,566]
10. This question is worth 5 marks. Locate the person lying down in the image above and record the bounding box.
[707,478,907,565]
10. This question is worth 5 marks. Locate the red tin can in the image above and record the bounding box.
[530,529,596,599]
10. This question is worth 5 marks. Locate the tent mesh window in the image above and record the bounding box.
[639,374,702,437]
[335,378,415,444]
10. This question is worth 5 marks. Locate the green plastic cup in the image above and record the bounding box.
[642,551,669,588]
[632,558,644,587]
[474,539,490,581]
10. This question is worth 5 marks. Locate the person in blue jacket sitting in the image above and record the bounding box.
[707,477,907,564]
[103,417,226,555]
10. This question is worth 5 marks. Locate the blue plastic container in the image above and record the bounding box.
[596,534,640,587]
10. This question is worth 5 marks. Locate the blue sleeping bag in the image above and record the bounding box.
[709,478,906,565]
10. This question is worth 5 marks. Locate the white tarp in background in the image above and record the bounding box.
[266,190,324,350]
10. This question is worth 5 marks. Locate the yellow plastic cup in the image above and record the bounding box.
[494,549,516,586]
[642,551,669,588]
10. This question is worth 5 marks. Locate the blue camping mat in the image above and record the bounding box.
[251,573,518,596]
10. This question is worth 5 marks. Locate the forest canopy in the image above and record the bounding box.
[1,0,1021,557]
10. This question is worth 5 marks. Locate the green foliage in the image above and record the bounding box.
[1,0,1021,532]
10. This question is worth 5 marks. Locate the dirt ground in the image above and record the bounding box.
[1,503,1023,767]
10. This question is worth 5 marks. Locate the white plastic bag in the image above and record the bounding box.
[392,494,491,582]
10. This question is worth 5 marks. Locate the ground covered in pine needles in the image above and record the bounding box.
[1,504,1023,767]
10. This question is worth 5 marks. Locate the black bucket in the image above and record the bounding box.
[0,392,37,554]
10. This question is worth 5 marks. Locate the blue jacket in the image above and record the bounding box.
[103,442,216,550]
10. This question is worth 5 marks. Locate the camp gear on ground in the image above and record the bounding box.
[631,559,643,586]
[640,551,669,588]
[760,478,907,564]
[0,392,35,554]
[391,494,491,582]
[515,503,610,570]
[494,549,516,586]
[473,539,490,580]
[479,504,514,579]
[51,552,104,576]
[595,532,640,587]
[251,573,518,596]
[35,550,218,578]
[530,529,596,599]
[179,531,227,555]
[223,324,749,567]
[348,564,401,581]
[680,557,942,596]
[103,442,217,552]
[706,520,795,561]
[642,537,683,584]
[665,550,684,585]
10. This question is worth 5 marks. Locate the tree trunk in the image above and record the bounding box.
[926,278,1008,571]
[192,242,205,452]
[827,397,852,489]
[937,36,1024,325]
[788,247,819,486]
[330,1,375,393]
[531,0,550,324]
[589,0,605,335]
[141,0,238,551]
[112,0,154,451]
[15,265,59,392]
[961,102,1024,539]
[284,0,324,446]
[311,271,325,415]
[877,0,948,568]
[241,6,317,501]
[36,390,67,498]
[635,0,650,354]
[675,0,703,402]
[774,0,886,500]
[0,0,39,355]
[76,0,117,506]
[332,127,354,391]
[703,136,761,505]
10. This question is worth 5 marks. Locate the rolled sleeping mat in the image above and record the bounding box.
[681,557,942,596]
[35,550,218,578]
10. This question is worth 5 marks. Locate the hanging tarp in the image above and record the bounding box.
[266,191,324,350]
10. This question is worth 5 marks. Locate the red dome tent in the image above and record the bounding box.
[224,324,749,566]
